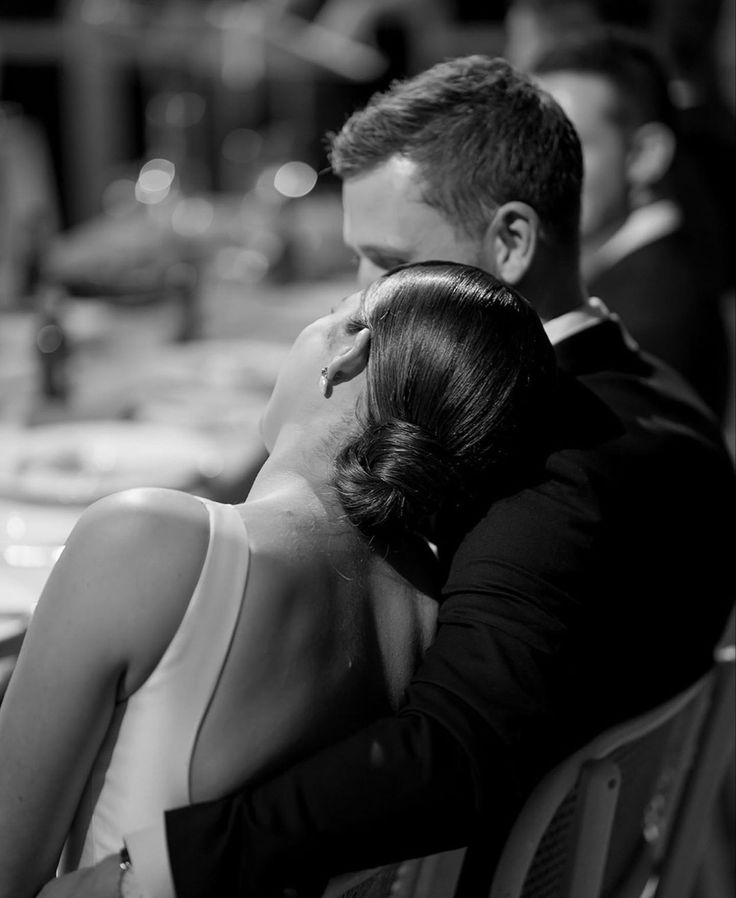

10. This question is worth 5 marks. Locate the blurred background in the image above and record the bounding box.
[0,0,733,315]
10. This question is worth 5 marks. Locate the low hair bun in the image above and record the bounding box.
[334,420,460,542]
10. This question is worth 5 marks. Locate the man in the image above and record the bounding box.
[42,55,736,898]
[530,26,731,421]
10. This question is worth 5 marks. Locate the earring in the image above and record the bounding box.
[320,366,333,398]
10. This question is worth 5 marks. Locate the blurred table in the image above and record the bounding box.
[0,270,356,618]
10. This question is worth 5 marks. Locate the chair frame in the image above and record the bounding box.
[487,617,735,898]
[328,610,735,898]
[653,640,736,898]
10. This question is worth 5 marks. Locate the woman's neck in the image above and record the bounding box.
[245,425,342,508]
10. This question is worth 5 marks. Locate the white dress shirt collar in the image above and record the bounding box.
[543,296,613,345]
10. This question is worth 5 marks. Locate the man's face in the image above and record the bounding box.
[342,155,488,287]
[533,71,630,249]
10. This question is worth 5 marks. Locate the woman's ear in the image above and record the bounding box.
[321,327,371,398]
[482,201,538,285]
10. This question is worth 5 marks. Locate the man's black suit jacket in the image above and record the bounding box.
[165,320,736,898]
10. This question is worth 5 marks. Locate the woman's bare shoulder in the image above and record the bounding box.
[81,485,207,524]
[69,486,208,558]
[46,487,211,694]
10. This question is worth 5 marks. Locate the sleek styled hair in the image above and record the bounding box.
[530,26,676,131]
[332,261,556,544]
[327,55,583,249]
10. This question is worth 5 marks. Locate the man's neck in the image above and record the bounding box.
[521,252,589,323]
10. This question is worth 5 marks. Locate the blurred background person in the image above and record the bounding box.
[504,0,736,293]
[530,26,731,423]
[503,0,654,72]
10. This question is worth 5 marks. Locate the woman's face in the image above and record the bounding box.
[259,290,366,451]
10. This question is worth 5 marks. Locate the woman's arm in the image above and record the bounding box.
[0,487,209,898]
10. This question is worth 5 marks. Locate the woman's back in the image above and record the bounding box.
[61,484,437,868]
[194,488,437,800]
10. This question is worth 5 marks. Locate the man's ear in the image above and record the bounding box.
[322,327,371,397]
[627,121,675,198]
[482,201,538,285]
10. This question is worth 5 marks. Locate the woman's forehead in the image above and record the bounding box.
[343,288,366,309]
[333,288,370,321]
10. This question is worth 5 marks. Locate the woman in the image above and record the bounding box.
[0,261,555,897]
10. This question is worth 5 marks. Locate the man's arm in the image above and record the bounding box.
[166,712,477,897]
[164,556,568,898]
[159,481,580,898]
[32,708,477,898]
[36,611,505,898]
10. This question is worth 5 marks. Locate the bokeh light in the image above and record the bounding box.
[171,197,215,237]
[135,159,176,205]
[273,161,318,199]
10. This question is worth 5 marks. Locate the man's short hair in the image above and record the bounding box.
[327,55,583,249]
[530,26,676,132]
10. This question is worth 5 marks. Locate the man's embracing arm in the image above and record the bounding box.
[163,579,559,898]
[38,522,566,898]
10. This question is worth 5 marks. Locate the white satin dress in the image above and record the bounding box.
[60,498,249,869]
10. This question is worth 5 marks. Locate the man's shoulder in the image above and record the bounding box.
[448,357,735,584]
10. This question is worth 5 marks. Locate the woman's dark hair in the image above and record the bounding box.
[333,261,556,544]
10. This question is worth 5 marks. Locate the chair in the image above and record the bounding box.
[486,608,735,898]
[328,607,735,898]
[654,621,736,898]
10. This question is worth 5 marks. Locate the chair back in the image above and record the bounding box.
[654,611,736,898]
[487,676,711,898]
[488,608,735,898]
